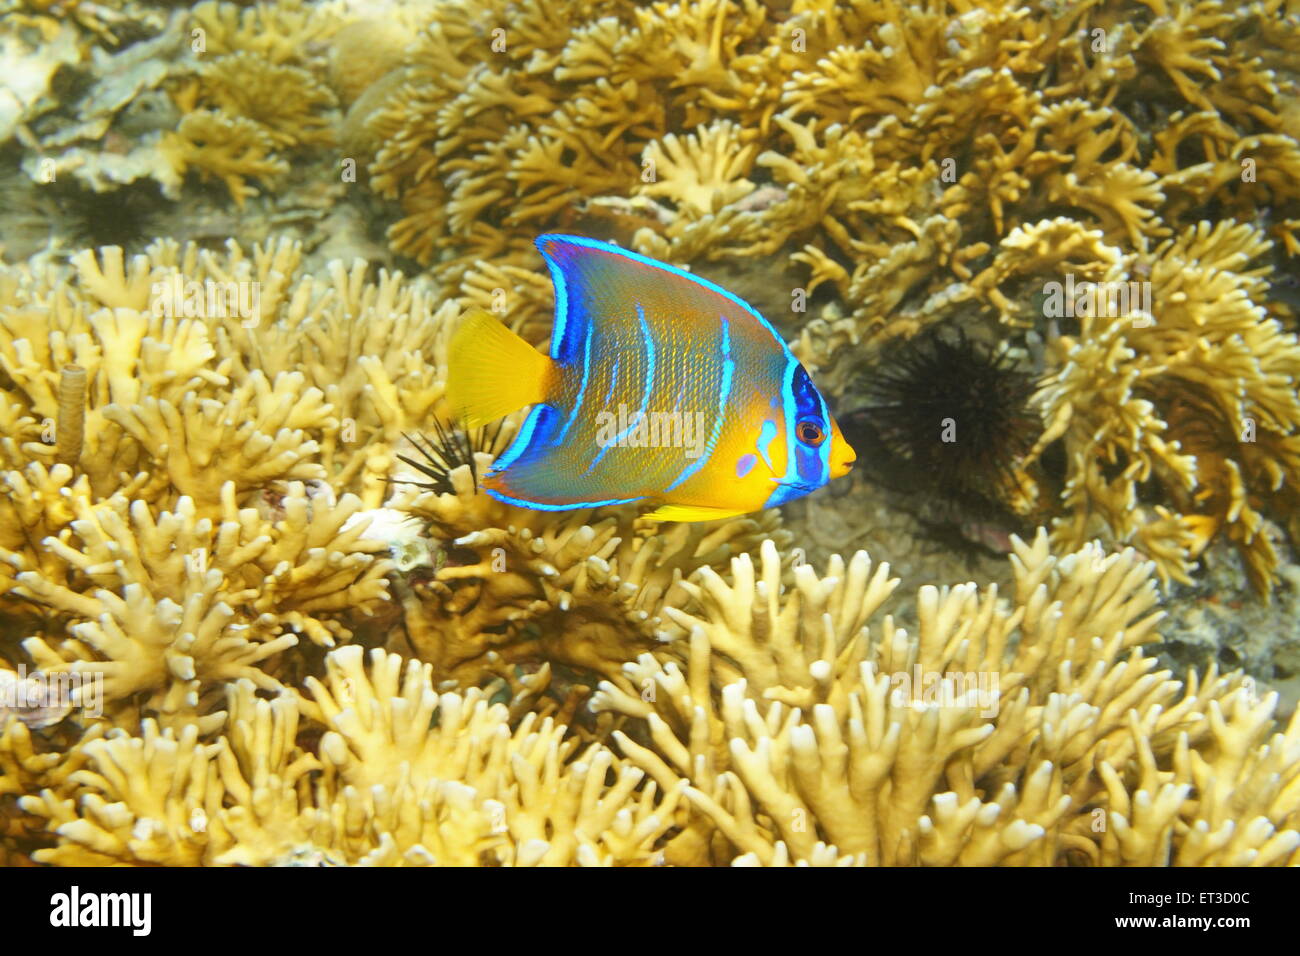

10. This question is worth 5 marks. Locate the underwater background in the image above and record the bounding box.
[0,0,1298,866]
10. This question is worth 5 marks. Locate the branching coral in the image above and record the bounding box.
[2,242,1297,864]
[386,453,791,695]
[190,52,337,151]
[188,0,345,66]
[593,533,1300,866]
[19,647,680,866]
[12,524,1294,867]
[638,120,758,219]
[1021,219,1300,592]
[7,479,391,726]
[158,110,288,208]
[0,238,453,512]
[8,0,347,214]
[0,237,460,742]
[11,0,1298,588]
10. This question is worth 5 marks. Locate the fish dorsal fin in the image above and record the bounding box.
[447,309,554,427]
[536,234,789,361]
[641,504,747,523]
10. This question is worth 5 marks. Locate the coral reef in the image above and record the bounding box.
[347,0,1300,595]
[1,0,1299,867]
[3,0,353,262]
[594,533,1300,865]
[0,237,457,730]
[388,461,789,693]
[6,455,1297,864]
[5,0,1298,589]
[0,235,794,863]
[21,647,682,866]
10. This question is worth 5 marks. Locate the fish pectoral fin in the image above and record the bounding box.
[641,504,748,523]
[447,308,555,427]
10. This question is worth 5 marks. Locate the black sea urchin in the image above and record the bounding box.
[843,327,1041,522]
[392,419,505,495]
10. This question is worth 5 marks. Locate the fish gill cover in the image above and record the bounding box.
[0,0,1296,867]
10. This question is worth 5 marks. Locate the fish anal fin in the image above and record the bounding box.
[448,309,554,427]
[642,504,747,523]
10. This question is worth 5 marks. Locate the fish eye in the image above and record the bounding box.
[796,420,825,446]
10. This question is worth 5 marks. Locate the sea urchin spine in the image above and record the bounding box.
[393,418,505,496]
[843,327,1041,521]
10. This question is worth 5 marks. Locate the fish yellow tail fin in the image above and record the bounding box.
[447,309,554,427]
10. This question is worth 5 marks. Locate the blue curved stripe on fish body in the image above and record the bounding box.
[665,315,733,493]
[584,302,655,475]
[485,487,646,510]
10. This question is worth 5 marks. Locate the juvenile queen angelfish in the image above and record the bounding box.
[447,235,855,521]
